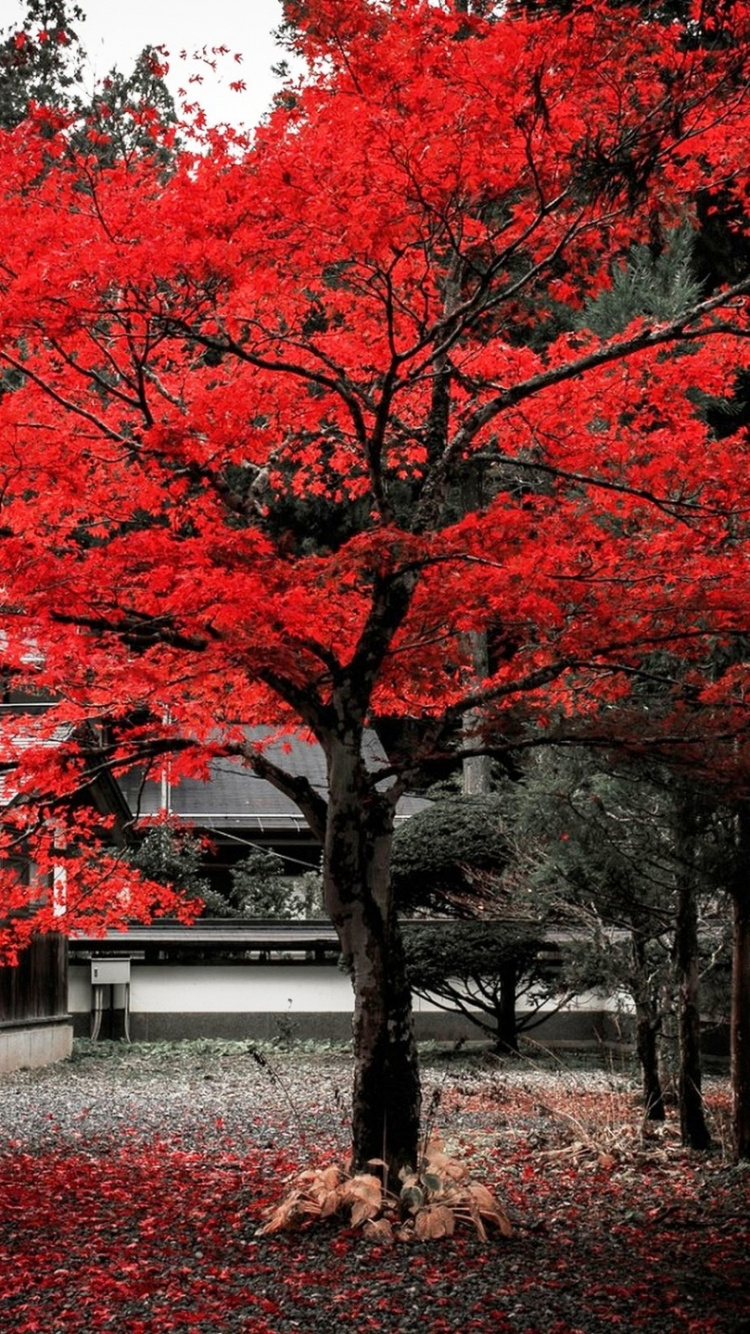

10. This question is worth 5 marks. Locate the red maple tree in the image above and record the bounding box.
[4,0,750,1171]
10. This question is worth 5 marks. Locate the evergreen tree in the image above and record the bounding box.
[230,850,324,919]
[390,794,510,917]
[69,47,178,168]
[0,0,84,130]
[127,825,213,912]
[579,225,703,338]
[1,2,177,162]
[506,748,729,1140]
[403,919,565,1054]
[230,849,289,917]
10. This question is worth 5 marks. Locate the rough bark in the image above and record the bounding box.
[323,734,421,1182]
[636,1009,665,1121]
[462,629,491,796]
[460,463,492,799]
[347,906,421,1180]
[631,934,665,1121]
[495,961,521,1054]
[731,805,750,1162]
[674,801,711,1150]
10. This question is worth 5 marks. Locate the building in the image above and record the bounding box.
[3,725,430,1063]
[118,727,429,891]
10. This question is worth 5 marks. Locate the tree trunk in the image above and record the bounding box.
[460,459,491,798]
[491,960,520,1051]
[323,735,421,1183]
[494,962,520,1054]
[731,805,750,1162]
[462,630,492,796]
[348,906,420,1179]
[636,1009,665,1121]
[631,932,665,1121]
[674,801,711,1150]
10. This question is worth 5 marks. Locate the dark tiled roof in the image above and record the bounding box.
[70,918,340,951]
[69,919,608,954]
[119,728,429,832]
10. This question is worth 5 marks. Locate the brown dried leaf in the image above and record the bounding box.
[425,1151,467,1183]
[319,1189,342,1219]
[340,1173,383,1206]
[256,1192,321,1236]
[464,1184,513,1238]
[351,1195,382,1227]
[362,1217,395,1244]
[414,1204,457,1240]
[290,1169,334,1207]
[256,1209,289,1237]
[319,1164,345,1190]
[464,1182,498,1211]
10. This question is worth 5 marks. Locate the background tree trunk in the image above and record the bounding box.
[732,806,750,1162]
[462,630,492,797]
[674,804,711,1149]
[636,1009,665,1122]
[461,464,492,798]
[631,934,665,1121]
[495,961,521,1054]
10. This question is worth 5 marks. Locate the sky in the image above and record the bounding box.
[6,0,295,127]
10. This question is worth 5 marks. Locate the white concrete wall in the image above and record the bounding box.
[69,963,355,1015]
[69,962,622,1017]
[69,963,470,1014]
[0,1022,73,1072]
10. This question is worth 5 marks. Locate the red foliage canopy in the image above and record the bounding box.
[2,0,750,951]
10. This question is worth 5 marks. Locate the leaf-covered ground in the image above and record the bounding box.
[0,1041,748,1333]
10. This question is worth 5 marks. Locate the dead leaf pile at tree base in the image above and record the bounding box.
[257,1137,513,1243]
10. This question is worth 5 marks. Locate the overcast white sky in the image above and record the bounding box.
[6,0,294,127]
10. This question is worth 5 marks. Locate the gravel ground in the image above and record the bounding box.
[0,1040,351,1154]
[1,1040,749,1334]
